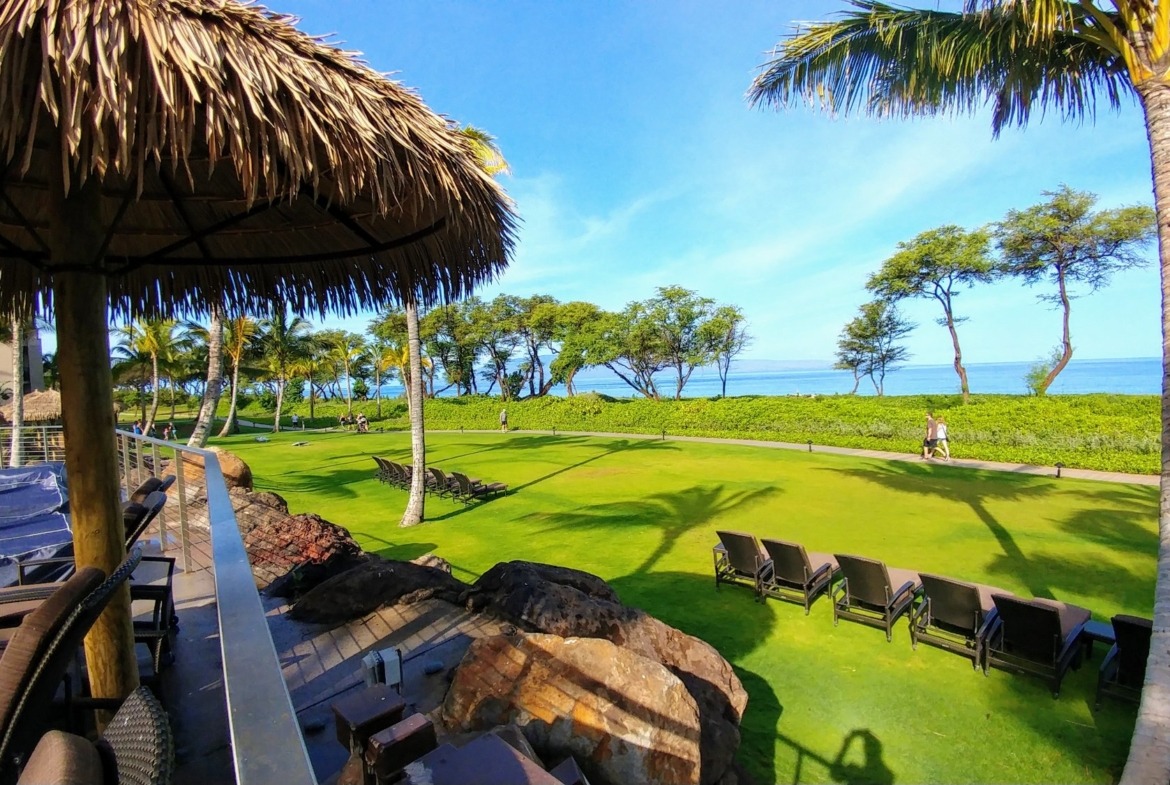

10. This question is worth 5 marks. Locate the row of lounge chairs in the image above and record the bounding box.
[714,530,1151,704]
[372,457,508,503]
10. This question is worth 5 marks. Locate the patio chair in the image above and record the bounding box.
[17,686,174,785]
[713,531,772,600]
[984,593,1092,697]
[426,468,459,498]
[129,475,175,505]
[451,472,507,503]
[831,554,922,642]
[0,546,143,782]
[909,573,1002,668]
[372,456,390,484]
[1096,614,1152,709]
[758,539,838,614]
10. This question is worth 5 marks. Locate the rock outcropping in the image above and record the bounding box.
[442,632,703,785]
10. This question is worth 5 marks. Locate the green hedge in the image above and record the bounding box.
[242,392,1159,474]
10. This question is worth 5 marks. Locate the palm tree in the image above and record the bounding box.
[114,318,178,434]
[187,307,224,448]
[328,332,365,418]
[2,315,25,466]
[218,315,259,437]
[290,347,330,424]
[749,3,1170,781]
[258,308,312,432]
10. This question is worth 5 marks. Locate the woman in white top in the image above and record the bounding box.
[934,418,950,460]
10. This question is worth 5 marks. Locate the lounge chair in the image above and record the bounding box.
[129,475,175,505]
[984,593,1092,697]
[451,472,507,503]
[1096,614,1152,709]
[758,539,838,614]
[16,686,174,785]
[831,554,922,641]
[372,456,390,484]
[910,573,1002,668]
[0,547,143,781]
[713,531,772,600]
[426,468,459,498]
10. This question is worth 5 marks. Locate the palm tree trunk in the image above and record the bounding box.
[374,364,382,419]
[273,378,285,433]
[400,300,426,527]
[145,352,160,434]
[8,316,22,467]
[188,308,224,448]
[1122,80,1170,785]
[218,359,240,437]
[168,375,176,420]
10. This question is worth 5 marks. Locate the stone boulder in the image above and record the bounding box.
[207,446,253,490]
[289,557,468,624]
[463,561,746,785]
[442,632,701,785]
[229,487,364,592]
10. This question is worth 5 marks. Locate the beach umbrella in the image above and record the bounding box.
[0,0,516,704]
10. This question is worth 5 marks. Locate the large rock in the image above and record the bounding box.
[230,487,364,592]
[442,632,701,785]
[463,561,746,785]
[290,557,468,624]
[207,446,253,490]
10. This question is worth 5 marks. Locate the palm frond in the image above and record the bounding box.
[749,0,1131,135]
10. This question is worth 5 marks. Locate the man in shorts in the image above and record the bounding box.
[922,412,937,459]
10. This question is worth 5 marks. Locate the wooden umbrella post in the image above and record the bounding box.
[49,173,139,708]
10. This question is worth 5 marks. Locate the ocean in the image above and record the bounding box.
[368,357,1162,399]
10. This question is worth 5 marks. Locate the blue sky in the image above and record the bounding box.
[99,1,1163,366]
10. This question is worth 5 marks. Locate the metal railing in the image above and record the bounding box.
[3,425,317,785]
[0,425,66,466]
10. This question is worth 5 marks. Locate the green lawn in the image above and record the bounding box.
[216,428,1157,784]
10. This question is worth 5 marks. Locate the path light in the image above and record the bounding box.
[662,429,666,441]
[1055,461,1064,479]
[552,427,556,436]
[808,440,813,453]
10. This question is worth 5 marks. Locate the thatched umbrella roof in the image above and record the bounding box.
[0,0,516,705]
[0,388,60,422]
[0,0,517,318]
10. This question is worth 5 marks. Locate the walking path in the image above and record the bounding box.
[235,418,1156,486]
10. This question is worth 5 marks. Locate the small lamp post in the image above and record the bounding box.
[1055,461,1064,479]
[807,440,813,453]
[661,429,666,441]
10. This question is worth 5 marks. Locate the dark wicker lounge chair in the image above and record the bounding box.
[1096,614,1152,709]
[129,475,175,505]
[984,593,1092,697]
[758,539,838,614]
[831,554,922,641]
[910,573,1002,668]
[713,531,771,600]
[451,472,507,503]
[426,467,459,497]
[16,686,174,785]
[0,547,143,782]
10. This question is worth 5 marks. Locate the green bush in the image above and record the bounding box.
[410,393,1158,474]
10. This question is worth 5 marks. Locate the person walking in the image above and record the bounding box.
[934,417,950,461]
[922,412,937,459]
[132,420,142,435]
[499,408,508,432]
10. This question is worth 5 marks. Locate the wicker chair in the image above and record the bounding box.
[758,539,839,614]
[713,531,772,600]
[909,573,1002,668]
[984,593,1091,697]
[1096,614,1152,709]
[16,687,174,785]
[128,475,175,506]
[831,554,922,642]
[0,547,143,783]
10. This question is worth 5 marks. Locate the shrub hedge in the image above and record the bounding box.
[242,392,1159,474]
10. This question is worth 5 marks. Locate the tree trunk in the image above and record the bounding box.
[374,365,382,419]
[8,316,23,467]
[168,375,176,420]
[307,377,316,421]
[1040,265,1074,393]
[344,359,353,416]
[400,300,426,527]
[188,308,224,448]
[1122,80,1170,785]
[944,310,971,404]
[273,377,285,433]
[50,168,138,708]
[850,369,860,395]
[144,352,160,434]
[218,359,240,437]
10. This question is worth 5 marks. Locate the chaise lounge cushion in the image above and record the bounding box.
[17,730,103,785]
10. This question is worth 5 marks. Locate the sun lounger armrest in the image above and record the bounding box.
[0,584,58,604]
[890,581,917,606]
[808,562,832,584]
[17,557,79,584]
[975,607,999,639]
[1099,644,1120,681]
[1057,621,1091,664]
[910,596,930,627]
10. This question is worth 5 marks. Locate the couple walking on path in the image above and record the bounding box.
[923,412,950,460]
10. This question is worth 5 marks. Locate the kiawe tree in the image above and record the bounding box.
[868,225,994,403]
[748,1,1170,779]
[703,304,750,398]
[838,300,913,396]
[996,185,1154,394]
